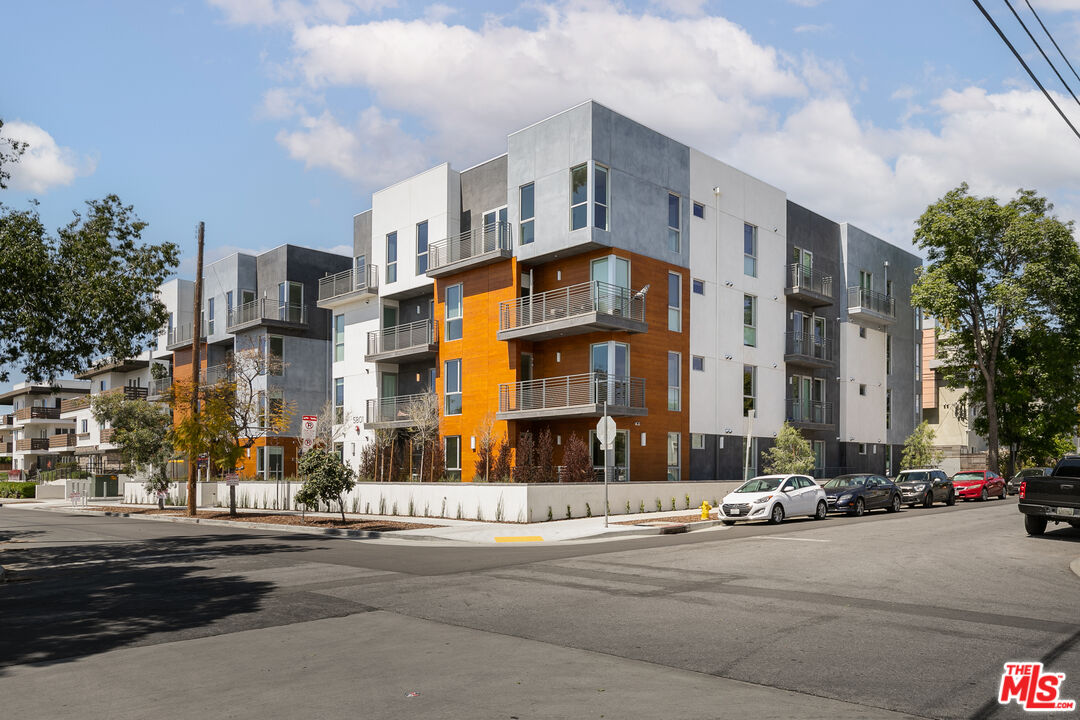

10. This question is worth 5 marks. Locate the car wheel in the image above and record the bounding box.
[923,491,934,509]
[853,498,865,517]
[721,520,736,526]
[814,500,827,520]
[769,503,785,525]
[1000,486,1008,500]
[980,488,989,502]
[888,494,901,513]
[1025,515,1047,536]
[945,490,955,506]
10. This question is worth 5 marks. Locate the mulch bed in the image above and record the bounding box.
[87,506,438,532]
[613,513,717,526]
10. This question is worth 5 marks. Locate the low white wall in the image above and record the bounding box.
[124,481,188,506]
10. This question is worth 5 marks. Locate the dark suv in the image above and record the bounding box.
[895,468,955,508]
[1007,467,1051,495]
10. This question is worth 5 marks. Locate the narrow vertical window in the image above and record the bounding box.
[445,436,462,480]
[354,255,367,288]
[207,297,215,335]
[334,314,345,362]
[885,333,892,374]
[386,231,398,283]
[667,432,681,482]
[225,291,233,322]
[667,351,681,411]
[416,221,428,274]
[570,164,588,230]
[743,294,757,347]
[269,335,284,376]
[743,223,757,277]
[594,164,608,230]
[693,202,704,219]
[445,283,463,341]
[667,193,680,252]
[444,359,462,415]
[334,377,344,424]
[743,365,756,416]
[668,272,681,332]
[520,183,535,245]
[886,389,892,430]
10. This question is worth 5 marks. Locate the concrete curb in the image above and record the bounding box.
[1071,557,1080,580]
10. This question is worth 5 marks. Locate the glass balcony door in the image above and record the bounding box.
[591,342,629,405]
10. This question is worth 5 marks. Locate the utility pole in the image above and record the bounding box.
[186,222,205,517]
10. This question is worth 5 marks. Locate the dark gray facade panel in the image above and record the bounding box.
[459,154,508,234]
[396,360,436,396]
[353,210,372,262]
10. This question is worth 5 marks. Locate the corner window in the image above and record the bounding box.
[692,355,704,372]
[744,223,757,278]
[743,294,757,347]
[445,283,463,341]
[334,377,344,424]
[743,365,756,416]
[444,359,462,415]
[692,279,704,295]
[667,432,681,482]
[416,221,428,274]
[668,272,681,332]
[693,202,704,219]
[445,436,462,480]
[594,164,608,230]
[667,193,680,253]
[386,231,398,283]
[334,315,345,363]
[668,351,681,411]
[570,163,588,230]
[520,183,535,245]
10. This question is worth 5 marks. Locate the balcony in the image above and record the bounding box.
[148,376,172,399]
[49,433,77,451]
[15,438,50,452]
[204,364,235,386]
[497,373,647,421]
[365,393,436,429]
[100,428,116,445]
[497,281,647,342]
[227,298,308,333]
[784,332,834,369]
[786,399,834,428]
[166,322,204,350]
[317,264,379,308]
[366,320,437,363]
[426,222,512,278]
[15,407,62,422]
[61,395,92,414]
[785,264,833,307]
[1,414,12,426]
[0,441,11,454]
[847,286,895,327]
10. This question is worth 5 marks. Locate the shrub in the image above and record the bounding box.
[536,429,557,483]
[0,481,36,499]
[515,431,536,483]
[493,437,512,482]
[562,433,591,483]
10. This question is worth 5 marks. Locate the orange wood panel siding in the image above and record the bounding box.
[921,328,936,409]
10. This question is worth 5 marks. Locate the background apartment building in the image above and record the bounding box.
[0,380,91,477]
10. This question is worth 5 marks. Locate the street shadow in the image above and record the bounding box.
[0,533,309,674]
[0,527,45,544]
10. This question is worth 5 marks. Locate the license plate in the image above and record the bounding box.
[730,509,740,515]
[1057,507,1077,516]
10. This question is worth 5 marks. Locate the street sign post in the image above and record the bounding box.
[596,408,615,527]
[301,415,317,454]
[225,472,240,515]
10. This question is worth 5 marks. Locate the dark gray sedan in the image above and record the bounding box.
[895,468,955,507]
[1007,467,1051,495]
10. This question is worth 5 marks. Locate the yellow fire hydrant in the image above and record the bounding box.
[700,500,712,520]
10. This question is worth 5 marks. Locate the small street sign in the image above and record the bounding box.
[301,414,317,453]
[596,415,616,450]
[225,473,239,487]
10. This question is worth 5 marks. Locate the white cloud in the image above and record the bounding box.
[793,23,830,33]
[788,0,825,6]
[649,0,708,16]
[208,0,396,27]
[0,121,95,194]
[1030,0,1080,10]
[422,3,456,23]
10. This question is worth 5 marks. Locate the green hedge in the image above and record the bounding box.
[0,481,37,499]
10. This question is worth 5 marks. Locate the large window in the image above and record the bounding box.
[444,359,462,415]
[859,269,873,291]
[594,164,609,230]
[667,432,681,482]
[668,272,681,332]
[268,335,284,376]
[334,314,345,362]
[668,351,681,411]
[386,231,398,283]
[743,294,757,347]
[278,281,303,323]
[334,377,344,424]
[256,446,283,481]
[743,365,756,416]
[744,223,757,277]
[445,283,463,341]
[207,297,215,335]
[520,183,535,245]
[667,192,680,252]
[570,163,588,230]
[416,221,428,274]
[260,389,284,429]
[445,436,462,480]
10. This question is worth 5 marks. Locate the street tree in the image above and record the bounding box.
[0,195,178,382]
[763,422,814,474]
[296,447,356,523]
[900,421,943,470]
[406,393,440,482]
[92,393,174,508]
[911,184,1080,473]
[0,119,28,190]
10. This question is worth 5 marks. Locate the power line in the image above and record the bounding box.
[1024,0,1080,87]
[970,0,1080,143]
[1003,0,1080,110]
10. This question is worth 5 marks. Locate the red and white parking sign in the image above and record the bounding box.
[301,415,317,453]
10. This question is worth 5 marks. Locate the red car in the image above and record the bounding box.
[951,470,1007,501]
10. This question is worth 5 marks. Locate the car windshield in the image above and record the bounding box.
[953,473,984,481]
[898,472,927,483]
[1017,469,1044,478]
[736,477,782,492]
[823,476,866,488]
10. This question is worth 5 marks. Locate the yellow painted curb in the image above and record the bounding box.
[494,536,544,543]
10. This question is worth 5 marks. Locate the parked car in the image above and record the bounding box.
[822,474,902,516]
[1007,467,1051,495]
[951,470,1007,501]
[894,468,955,508]
[719,474,827,525]
[1018,455,1080,535]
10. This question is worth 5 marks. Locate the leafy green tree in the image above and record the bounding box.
[0,195,178,382]
[911,184,1080,473]
[900,421,943,470]
[763,422,814,474]
[296,447,356,522]
[0,119,28,190]
[92,393,173,508]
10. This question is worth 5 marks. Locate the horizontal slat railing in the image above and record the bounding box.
[367,320,436,356]
[847,286,895,318]
[15,407,61,421]
[499,373,646,413]
[365,393,435,425]
[319,264,379,302]
[498,281,645,332]
[784,331,834,363]
[16,438,50,451]
[787,263,833,297]
[428,222,511,272]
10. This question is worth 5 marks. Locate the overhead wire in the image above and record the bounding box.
[1002,0,1080,110]
[1024,0,1080,87]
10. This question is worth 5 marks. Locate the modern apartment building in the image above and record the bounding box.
[327,101,922,482]
[0,379,91,477]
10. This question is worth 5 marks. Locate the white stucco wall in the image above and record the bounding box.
[838,322,887,444]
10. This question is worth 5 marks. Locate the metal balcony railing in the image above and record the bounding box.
[15,407,61,421]
[499,373,646,414]
[319,264,379,303]
[847,286,895,318]
[148,377,172,397]
[367,319,436,356]
[365,393,435,425]
[786,398,834,425]
[785,332,834,363]
[227,298,308,330]
[498,281,646,332]
[204,364,234,386]
[167,322,198,347]
[427,221,512,272]
[787,263,833,298]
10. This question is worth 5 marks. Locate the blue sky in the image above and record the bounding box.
[3,0,1080,390]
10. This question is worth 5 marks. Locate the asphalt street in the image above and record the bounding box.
[1,497,1077,719]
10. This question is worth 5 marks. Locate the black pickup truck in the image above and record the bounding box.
[1019,455,1080,535]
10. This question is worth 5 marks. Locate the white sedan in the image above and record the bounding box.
[719,474,827,525]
